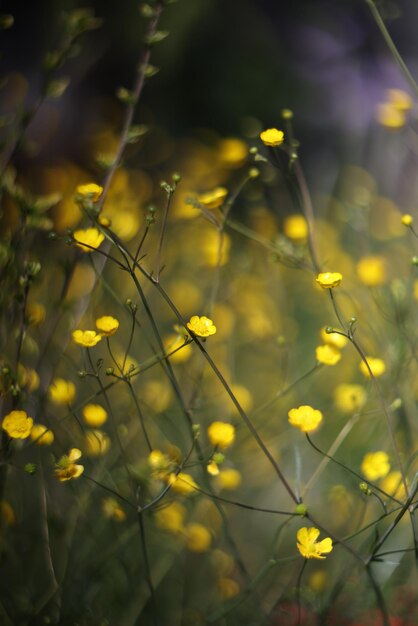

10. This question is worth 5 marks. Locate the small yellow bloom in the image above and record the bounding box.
[102,497,126,522]
[167,472,198,496]
[283,214,308,242]
[2,410,33,439]
[84,429,111,456]
[72,329,102,347]
[387,89,413,111]
[27,302,46,325]
[207,421,235,450]
[216,468,242,490]
[361,451,390,481]
[49,378,76,404]
[187,315,216,337]
[402,214,413,226]
[297,527,333,560]
[260,128,285,147]
[288,405,323,433]
[380,470,405,499]
[207,460,220,476]
[148,449,174,480]
[154,501,186,534]
[30,424,54,445]
[334,384,366,413]
[82,404,108,427]
[55,448,84,482]
[320,327,348,350]
[356,256,386,287]
[164,333,193,363]
[218,138,247,167]
[76,183,103,201]
[95,315,119,336]
[376,102,406,129]
[359,357,386,378]
[185,523,211,552]
[198,187,228,210]
[217,577,240,600]
[73,228,105,252]
[315,344,341,366]
[316,272,343,289]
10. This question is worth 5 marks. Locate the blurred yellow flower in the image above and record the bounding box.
[380,470,405,499]
[185,523,211,552]
[27,301,46,325]
[148,449,173,480]
[55,448,84,482]
[73,228,105,252]
[187,315,216,337]
[356,256,386,287]
[207,421,235,449]
[0,501,16,526]
[320,327,348,350]
[198,187,228,210]
[216,468,242,490]
[315,344,341,366]
[334,384,366,413]
[84,430,111,456]
[260,128,284,147]
[359,357,386,378]
[49,378,76,404]
[207,460,220,476]
[76,183,103,201]
[164,333,193,363]
[168,472,198,496]
[283,214,308,242]
[402,214,413,227]
[376,102,406,129]
[218,138,247,167]
[102,497,126,522]
[95,315,119,336]
[72,329,102,347]
[2,410,33,439]
[30,424,54,445]
[309,571,328,593]
[154,501,186,534]
[316,272,342,288]
[387,88,413,111]
[142,380,172,413]
[217,577,240,600]
[288,405,323,433]
[297,527,333,559]
[361,451,390,481]
[82,403,108,427]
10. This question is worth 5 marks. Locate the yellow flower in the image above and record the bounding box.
[320,327,348,349]
[84,430,111,456]
[73,228,105,252]
[379,470,405,499]
[376,103,406,129]
[315,272,343,288]
[216,468,242,490]
[148,449,174,480]
[297,527,333,560]
[102,497,126,522]
[154,501,186,534]
[356,256,386,287]
[387,88,413,111]
[334,384,366,413]
[2,410,33,439]
[49,378,76,404]
[288,405,323,433]
[402,214,413,226]
[55,448,84,482]
[207,421,235,449]
[218,138,247,167]
[283,215,308,242]
[361,451,390,481]
[76,183,103,201]
[95,315,119,336]
[82,404,108,427]
[260,128,285,147]
[72,329,102,347]
[27,302,46,325]
[315,344,341,366]
[185,523,211,552]
[217,577,240,600]
[164,333,193,363]
[359,357,386,378]
[167,472,198,496]
[207,460,220,476]
[187,315,216,337]
[198,187,228,210]
[30,424,54,445]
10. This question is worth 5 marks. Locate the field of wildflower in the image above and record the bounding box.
[1,1,418,625]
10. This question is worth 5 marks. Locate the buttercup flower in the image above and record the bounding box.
[376,102,406,129]
[55,448,84,482]
[288,405,323,433]
[297,527,333,560]
[260,128,285,147]
[402,214,413,227]
[30,424,54,445]
[102,497,126,522]
[2,410,33,439]
[315,344,341,366]
[167,472,198,495]
[320,327,348,350]
[148,449,174,480]
[283,214,308,242]
[187,315,216,337]
[359,357,386,378]
[387,88,413,111]
[72,329,102,347]
[207,421,235,450]
[76,183,103,201]
[361,451,390,481]
[316,272,343,288]
[49,378,76,404]
[356,256,386,287]
[73,228,105,252]
[185,523,212,552]
[216,468,242,490]
[334,384,366,413]
[154,501,186,534]
[82,403,108,427]
[84,430,111,456]
[95,315,119,336]
[198,187,228,210]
